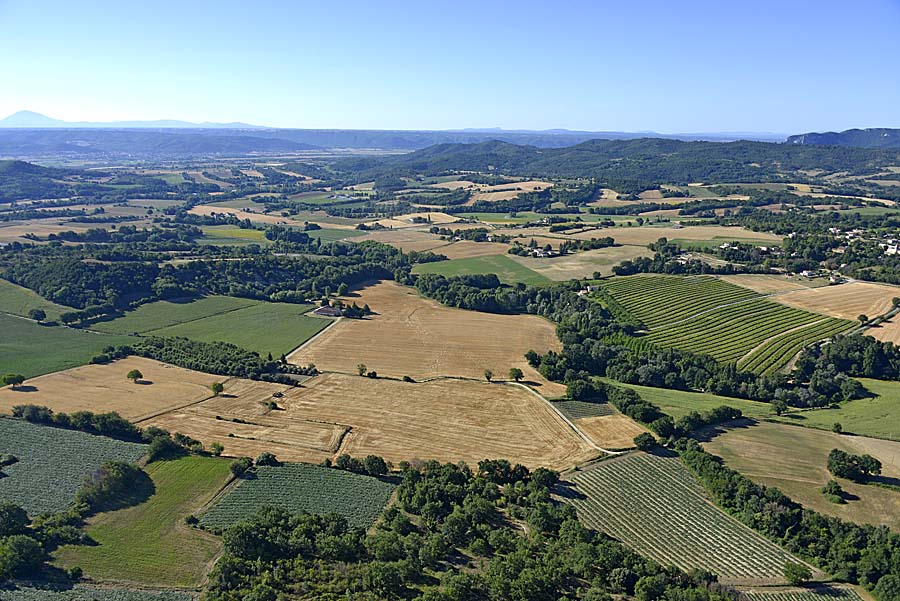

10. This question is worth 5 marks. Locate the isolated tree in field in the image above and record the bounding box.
[509,368,524,382]
[783,562,812,586]
[484,369,493,383]
[357,363,367,376]
[771,399,788,416]
[211,382,225,396]
[337,282,349,296]
[858,314,869,325]
[633,432,658,451]
[1,374,25,389]
[832,422,843,433]
[28,309,46,322]
[126,369,143,384]
[210,442,224,456]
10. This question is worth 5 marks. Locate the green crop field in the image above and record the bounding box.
[54,455,231,587]
[773,377,900,441]
[144,301,329,357]
[412,254,551,286]
[600,275,851,373]
[0,586,192,601]
[199,463,396,530]
[560,452,798,582]
[0,278,72,321]
[0,314,133,378]
[553,400,614,419]
[743,586,863,601]
[737,317,853,375]
[671,237,780,249]
[0,418,146,515]
[602,379,774,420]
[200,225,270,246]
[91,296,260,335]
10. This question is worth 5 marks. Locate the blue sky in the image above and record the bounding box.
[1,0,898,133]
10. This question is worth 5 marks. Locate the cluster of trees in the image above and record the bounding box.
[125,337,290,382]
[0,502,85,583]
[205,458,743,601]
[827,449,882,482]
[795,334,900,381]
[678,439,900,600]
[320,453,390,476]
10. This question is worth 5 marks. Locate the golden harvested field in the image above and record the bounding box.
[705,421,900,531]
[188,204,290,225]
[187,171,232,188]
[429,179,552,204]
[511,245,653,280]
[0,221,98,244]
[289,280,566,396]
[438,240,511,259]
[353,228,447,250]
[720,274,814,294]
[141,373,597,468]
[371,212,460,229]
[575,414,649,449]
[0,357,220,420]
[569,225,782,246]
[774,281,900,320]
[869,319,900,344]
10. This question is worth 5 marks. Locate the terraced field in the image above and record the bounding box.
[560,452,799,583]
[200,463,395,530]
[600,275,853,373]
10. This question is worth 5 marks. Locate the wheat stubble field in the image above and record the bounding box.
[289,280,567,396]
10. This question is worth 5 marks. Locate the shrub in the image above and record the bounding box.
[256,452,280,467]
[633,432,658,451]
[231,457,253,478]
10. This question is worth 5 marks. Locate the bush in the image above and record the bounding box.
[784,561,812,586]
[0,503,29,537]
[0,534,45,580]
[633,432,658,451]
[74,461,148,513]
[231,457,253,478]
[256,452,280,467]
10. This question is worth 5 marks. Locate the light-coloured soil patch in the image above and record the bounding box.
[371,212,460,229]
[575,414,648,449]
[288,280,566,396]
[775,281,900,320]
[188,204,290,225]
[0,357,219,421]
[438,240,511,259]
[510,245,653,280]
[720,274,814,294]
[187,171,232,188]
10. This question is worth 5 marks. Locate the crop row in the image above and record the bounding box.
[561,453,793,580]
[553,400,614,419]
[738,317,854,375]
[602,275,760,328]
[0,418,147,516]
[200,463,396,530]
[647,299,822,363]
[0,586,191,601]
[743,587,862,601]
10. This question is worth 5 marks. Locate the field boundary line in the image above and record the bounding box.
[135,300,263,335]
[286,316,341,361]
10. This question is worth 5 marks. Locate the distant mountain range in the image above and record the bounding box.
[787,128,900,149]
[0,110,263,130]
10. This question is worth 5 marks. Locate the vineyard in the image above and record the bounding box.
[0,586,191,601]
[600,275,852,373]
[560,452,799,583]
[598,275,759,328]
[553,400,614,420]
[742,586,863,601]
[0,418,147,515]
[737,317,854,374]
[199,463,396,530]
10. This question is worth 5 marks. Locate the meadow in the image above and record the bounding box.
[54,456,231,587]
[704,421,900,531]
[603,379,774,420]
[0,278,72,321]
[199,463,395,530]
[412,253,550,285]
[91,295,259,335]
[560,452,800,584]
[0,418,146,515]
[772,377,900,441]
[140,301,329,357]
[0,314,132,378]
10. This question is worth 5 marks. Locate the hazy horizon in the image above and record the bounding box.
[1,0,898,133]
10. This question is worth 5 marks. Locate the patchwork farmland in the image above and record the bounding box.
[598,275,854,373]
[199,463,395,530]
[560,452,802,583]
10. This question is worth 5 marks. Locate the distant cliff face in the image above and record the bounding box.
[787,128,900,148]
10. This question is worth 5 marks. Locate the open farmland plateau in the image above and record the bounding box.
[559,452,803,584]
[0,418,146,515]
[199,463,395,530]
[703,421,900,531]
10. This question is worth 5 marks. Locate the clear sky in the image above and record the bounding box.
[1,0,898,133]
